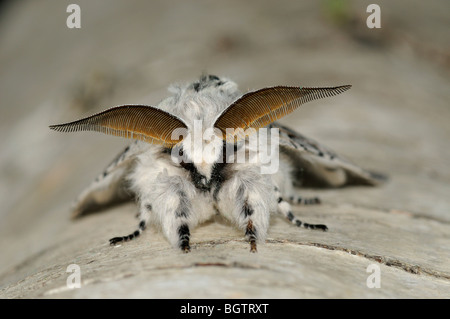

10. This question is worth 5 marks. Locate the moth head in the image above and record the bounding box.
[171,122,224,170]
[188,74,237,94]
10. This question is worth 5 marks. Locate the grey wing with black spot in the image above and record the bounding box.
[271,122,385,188]
[71,141,144,219]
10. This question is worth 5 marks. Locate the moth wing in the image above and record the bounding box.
[71,141,145,218]
[272,122,385,187]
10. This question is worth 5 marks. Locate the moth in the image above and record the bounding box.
[50,75,382,252]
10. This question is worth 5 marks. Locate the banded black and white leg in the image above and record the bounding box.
[288,195,321,205]
[177,223,191,253]
[276,188,328,231]
[243,202,258,253]
[109,203,151,245]
[144,173,196,253]
[161,189,193,253]
[221,182,271,253]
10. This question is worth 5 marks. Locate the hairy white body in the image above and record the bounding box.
[130,144,276,248]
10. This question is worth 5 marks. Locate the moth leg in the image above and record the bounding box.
[289,195,321,205]
[177,223,191,253]
[109,203,151,245]
[246,218,257,253]
[232,188,270,253]
[139,171,196,253]
[275,189,327,231]
[160,189,194,253]
[233,200,261,253]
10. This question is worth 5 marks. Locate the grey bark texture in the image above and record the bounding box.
[0,0,449,298]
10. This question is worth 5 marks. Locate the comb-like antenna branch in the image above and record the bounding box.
[214,85,351,141]
[50,105,188,148]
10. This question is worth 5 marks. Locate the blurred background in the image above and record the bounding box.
[0,0,449,297]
